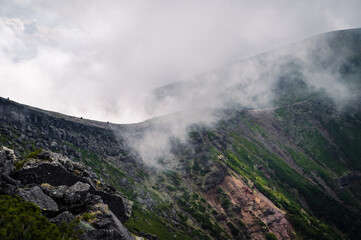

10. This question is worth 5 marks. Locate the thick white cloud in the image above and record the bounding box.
[0,0,360,123]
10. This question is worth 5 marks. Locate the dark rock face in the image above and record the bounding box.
[0,146,136,240]
[13,162,86,186]
[96,190,132,222]
[0,97,132,160]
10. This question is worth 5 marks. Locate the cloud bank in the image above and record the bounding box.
[120,27,361,167]
[0,0,361,123]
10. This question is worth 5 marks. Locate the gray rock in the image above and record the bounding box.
[14,149,22,157]
[40,184,68,199]
[17,133,27,142]
[1,161,14,175]
[2,146,17,163]
[73,162,89,177]
[37,150,52,160]
[65,181,90,204]
[0,180,17,195]
[88,170,98,179]
[109,211,136,240]
[50,211,75,224]
[50,141,58,148]
[93,218,112,228]
[0,150,5,165]
[18,186,59,211]
[57,156,75,172]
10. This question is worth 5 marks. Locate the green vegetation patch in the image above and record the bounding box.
[14,149,50,170]
[0,195,81,240]
[217,132,349,240]
[265,232,278,240]
[124,209,191,240]
[25,149,43,159]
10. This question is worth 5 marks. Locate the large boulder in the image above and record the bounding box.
[11,150,87,186]
[65,181,91,204]
[18,186,59,211]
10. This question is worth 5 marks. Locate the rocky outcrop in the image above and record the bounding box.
[202,162,227,191]
[10,150,132,222]
[0,97,133,161]
[204,174,295,240]
[0,146,138,240]
[0,147,20,195]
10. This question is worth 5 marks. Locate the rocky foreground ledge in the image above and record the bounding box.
[0,146,142,240]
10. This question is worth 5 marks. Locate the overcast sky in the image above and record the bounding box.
[0,0,360,123]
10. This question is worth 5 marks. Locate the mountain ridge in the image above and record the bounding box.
[1,28,361,239]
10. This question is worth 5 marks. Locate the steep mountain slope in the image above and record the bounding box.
[1,28,361,240]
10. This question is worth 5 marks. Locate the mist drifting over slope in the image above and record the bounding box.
[1,1,361,166]
[1,1,361,123]
[148,29,361,115]
[119,29,361,167]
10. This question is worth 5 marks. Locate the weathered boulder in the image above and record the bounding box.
[18,186,59,211]
[65,181,91,204]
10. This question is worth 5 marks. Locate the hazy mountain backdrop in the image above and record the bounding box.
[1,28,361,240]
